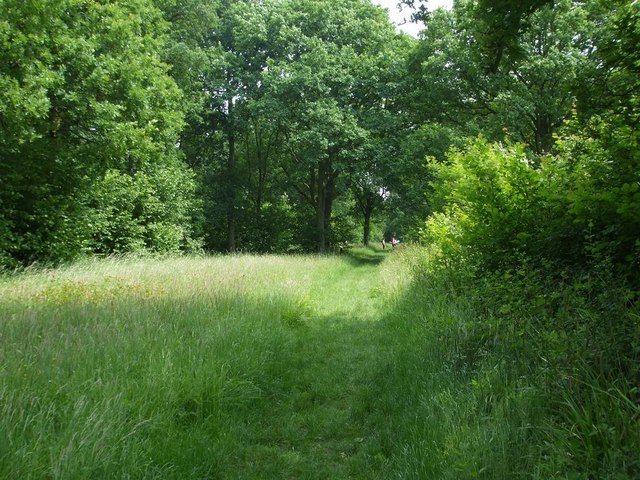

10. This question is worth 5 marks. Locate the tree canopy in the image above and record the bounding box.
[0,0,637,263]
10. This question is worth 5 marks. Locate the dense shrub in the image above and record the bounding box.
[0,0,191,267]
[88,160,202,255]
[424,125,640,278]
[418,127,640,478]
[547,118,640,276]
[424,138,545,271]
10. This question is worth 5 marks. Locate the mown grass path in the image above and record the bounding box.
[236,249,392,479]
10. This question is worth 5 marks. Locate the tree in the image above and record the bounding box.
[405,0,594,154]
[0,0,195,265]
[401,0,553,71]
[171,0,284,252]
[263,0,398,251]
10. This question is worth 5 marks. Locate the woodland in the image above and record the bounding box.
[1,0,639,478]
[1,0,638,263]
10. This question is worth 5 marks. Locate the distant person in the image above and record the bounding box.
[381,238,386,249]
[391,233,399,247]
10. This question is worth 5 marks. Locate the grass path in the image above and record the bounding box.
[235,249,392,478]
[7,249,633,479]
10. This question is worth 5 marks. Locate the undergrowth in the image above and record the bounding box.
[372,246,640,479]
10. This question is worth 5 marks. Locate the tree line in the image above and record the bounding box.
[1,0,637,269]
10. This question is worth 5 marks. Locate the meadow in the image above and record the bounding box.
[1,249,403,479]
[2,247,637,479]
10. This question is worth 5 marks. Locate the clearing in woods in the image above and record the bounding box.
[0,248,402,479]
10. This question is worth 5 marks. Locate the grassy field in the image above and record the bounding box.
[0,248,406,479]
[5,247,634,479]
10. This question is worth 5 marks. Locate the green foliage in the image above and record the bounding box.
[407,0,595,154]
[424,119,640,276]
[0,0,197,266]
[424,138,544,270]
[461,0,554,72]
[88,162,201,254]
[548,118,640,273]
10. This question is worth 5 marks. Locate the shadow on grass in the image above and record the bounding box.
[2,286,392,479]
[1,255,401,478]
[341,247,389,267]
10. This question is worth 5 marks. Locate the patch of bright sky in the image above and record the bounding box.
[372,0,453,37]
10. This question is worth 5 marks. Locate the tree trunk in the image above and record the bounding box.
[316,160,327,253]
[316,157,336,253]
[324,174,335,248]
[227,98,236,253]
[535,112,553,154]
[363,208,371,246]
[356,190,376,247]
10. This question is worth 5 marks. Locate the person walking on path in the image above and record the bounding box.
[391,233,399,247]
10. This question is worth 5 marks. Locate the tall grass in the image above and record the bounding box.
[368,246,640,479]
[3,248,636,478]
[0,252,391,479]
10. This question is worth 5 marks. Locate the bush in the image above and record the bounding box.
[424,125,640,278]
[415,129,640,478]
[88,160,202,255]
[546,118,640,277]
[423,137,545,271]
